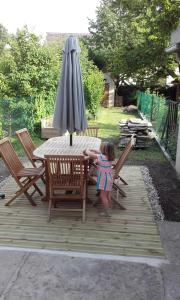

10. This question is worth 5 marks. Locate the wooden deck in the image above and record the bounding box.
[0,166,165,258]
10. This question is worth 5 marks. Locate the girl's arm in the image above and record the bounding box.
[83,148,98,159]
[89,149,101,154]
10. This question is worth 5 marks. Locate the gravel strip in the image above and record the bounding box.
[140,166,164,221]
[0,176,11,189]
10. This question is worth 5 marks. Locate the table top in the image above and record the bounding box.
[34,135,101,158]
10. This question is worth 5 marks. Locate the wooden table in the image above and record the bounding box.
[33,135,101,158]
[33,136,101,202]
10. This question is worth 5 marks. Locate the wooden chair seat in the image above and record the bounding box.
[0,137,45,206]
[17,166,45,177]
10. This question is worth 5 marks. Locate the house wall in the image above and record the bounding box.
[104,73,115,107]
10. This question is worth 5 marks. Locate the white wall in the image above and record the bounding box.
[104,73,115,107]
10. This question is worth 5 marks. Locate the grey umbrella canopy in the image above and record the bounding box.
[53,35,87,145]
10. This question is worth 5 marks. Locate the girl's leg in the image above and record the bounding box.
[99,190,109,210]
[107,191,112,207]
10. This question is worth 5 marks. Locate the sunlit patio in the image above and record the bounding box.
[0,165,165,258]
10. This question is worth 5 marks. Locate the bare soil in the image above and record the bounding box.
[128,160,180,222]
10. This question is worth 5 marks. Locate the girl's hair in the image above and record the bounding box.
[101,142,115,161]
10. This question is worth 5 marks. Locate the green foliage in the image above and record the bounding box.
[80,41,104,117]
[0,26,104,134]
[87,0,180,87]
[0,26,62,134]
[137,90,179,162]
[0,24,8,54]
[84,70,104,117]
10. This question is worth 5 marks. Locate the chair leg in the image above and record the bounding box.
[82,198,86,223]
[41,176,46,184]
[24,191,37,206]
[119,176,128,185]
[111,191,126,210]
[48,198,52,222]
[5,175,44,206]
[113,182,126,197]
[33,183,43,196]
[5,189,36,206]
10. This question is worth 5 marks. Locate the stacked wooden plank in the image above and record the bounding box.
[119,119,154,148]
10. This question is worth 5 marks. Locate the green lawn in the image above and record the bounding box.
[11,135,44,157]
[90,107,167,163]
[89,107,137,139]
[12,106,167,163]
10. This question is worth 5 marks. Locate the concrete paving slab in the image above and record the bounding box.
[158,221,180,264]
[0,251,26,296]
[161,263,180,300]
[0,219,180,299]
[0,251,164,300]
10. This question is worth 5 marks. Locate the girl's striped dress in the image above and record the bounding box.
[96,153,113,191]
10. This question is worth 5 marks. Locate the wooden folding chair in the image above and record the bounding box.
[0,137,45,206]
[88,134,136,209]
[45,155,87,222]
[111,134,136,208]
[78,126,99,137]
[16,128,44,167]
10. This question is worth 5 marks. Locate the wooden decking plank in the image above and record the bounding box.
[0,226,162,242]
[0,219,159,234]
[0,238,164,257]
[0,233,162,250]
[0,233,163,251]
[0,166,165,258]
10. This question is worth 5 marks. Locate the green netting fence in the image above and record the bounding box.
[0,97,36,138]
[137,91,180,162]
[0,95,55,138]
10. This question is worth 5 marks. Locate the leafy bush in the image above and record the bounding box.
[84,70,104,117]
[80,41,104,117]
[0,26,104,134]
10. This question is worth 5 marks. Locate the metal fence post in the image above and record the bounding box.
[175,116,180,175]
[150,95,154,122]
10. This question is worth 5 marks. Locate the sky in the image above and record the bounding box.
[0,0,100,36]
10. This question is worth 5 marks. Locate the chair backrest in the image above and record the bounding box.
[113,134,136,178]
[78,126,99,137]
[45,155,86,194]
[0,137,24,177]
[16,128,36,165]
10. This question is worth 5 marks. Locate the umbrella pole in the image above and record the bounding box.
[70,133,73,146]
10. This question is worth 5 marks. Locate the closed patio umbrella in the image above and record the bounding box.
[53,35,87,146]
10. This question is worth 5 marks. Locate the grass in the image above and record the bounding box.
[11,106,167,163]
[89,107,167,163]
[11,135,44,157]
[89,107,137,139]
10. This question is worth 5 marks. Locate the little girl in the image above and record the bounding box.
[84,142,115,217]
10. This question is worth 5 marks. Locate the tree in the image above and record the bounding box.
[80,41,104,117]
[0,24,8,53]
[88,0,180,87]
[0,26,61,132]
[0,26,104,134]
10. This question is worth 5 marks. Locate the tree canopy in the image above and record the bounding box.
[88,0,180,87]
[0,25,104,135]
